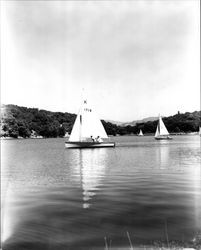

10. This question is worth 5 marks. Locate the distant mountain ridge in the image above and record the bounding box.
[105,120,125,126]
[122,116,158,126]
[106,116,158,126]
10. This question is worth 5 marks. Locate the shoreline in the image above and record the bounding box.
[0,133,200,140]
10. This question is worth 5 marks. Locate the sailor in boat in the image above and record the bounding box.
[96,136,103,143]
[91,135,103,143]
[91,136,95,142]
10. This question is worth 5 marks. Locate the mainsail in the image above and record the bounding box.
[158,116,169,135]
[155,125,159,137]
[155,115,169,137]
[139,129,143,136]
[69,100,108,142]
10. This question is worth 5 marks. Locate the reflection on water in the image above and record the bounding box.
[192,165,201,230]
[80,149,108,209]
[69,149,108,208]
[156,143,170,169]
[1,136,201,249]
[2,188,15,243]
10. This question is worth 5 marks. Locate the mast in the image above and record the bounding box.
[79,114,82,141]
[79,99,87,142]
[158,115,161,135]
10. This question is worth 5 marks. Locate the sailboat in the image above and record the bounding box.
[65,99,115,148]
[199,127,201,136]
[155,115,172,140]
[138,129,143,136]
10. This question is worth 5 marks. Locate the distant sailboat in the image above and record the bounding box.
[65,99,115,148]
[155,115,172,140]
[138,129,143,136]
[199,127,201,136]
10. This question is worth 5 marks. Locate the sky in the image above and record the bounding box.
[1,0,200,122]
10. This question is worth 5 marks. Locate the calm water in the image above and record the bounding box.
[1,135,201,249]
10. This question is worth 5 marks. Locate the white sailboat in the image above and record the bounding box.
[138,129,143,136]
[155,115,172,140]
[65,99,115,148]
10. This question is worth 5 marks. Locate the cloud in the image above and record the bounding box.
[2,1,199,121]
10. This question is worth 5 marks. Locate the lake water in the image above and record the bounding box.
[1,135,201,249]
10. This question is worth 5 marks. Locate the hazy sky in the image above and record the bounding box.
[1,0,200,122]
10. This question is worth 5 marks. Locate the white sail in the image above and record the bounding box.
[139,129,143,136]
[155,125,159,137]
[68,112,82,141]
[69,99,108,142]
[159,116,169,136]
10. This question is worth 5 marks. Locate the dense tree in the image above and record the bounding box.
[8,123,19,138]
[1,105,76,138]
[1,104,200,138]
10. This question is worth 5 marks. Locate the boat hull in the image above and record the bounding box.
[65,141,115,149]
[155,136,173,140]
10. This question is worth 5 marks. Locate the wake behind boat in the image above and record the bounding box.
[155,115,172,140]
[65,99,115,149]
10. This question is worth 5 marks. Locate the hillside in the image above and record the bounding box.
[1,104,76,138]
[122,116,158,126]
[1,104,200,138]
[106,116,158,126]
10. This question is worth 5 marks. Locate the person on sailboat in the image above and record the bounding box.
[96,136,103,143]
[91,136,95,142]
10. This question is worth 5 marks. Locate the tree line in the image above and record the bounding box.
[103,111,200,136]
[1,105,76,138]
[1,104,200,138]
